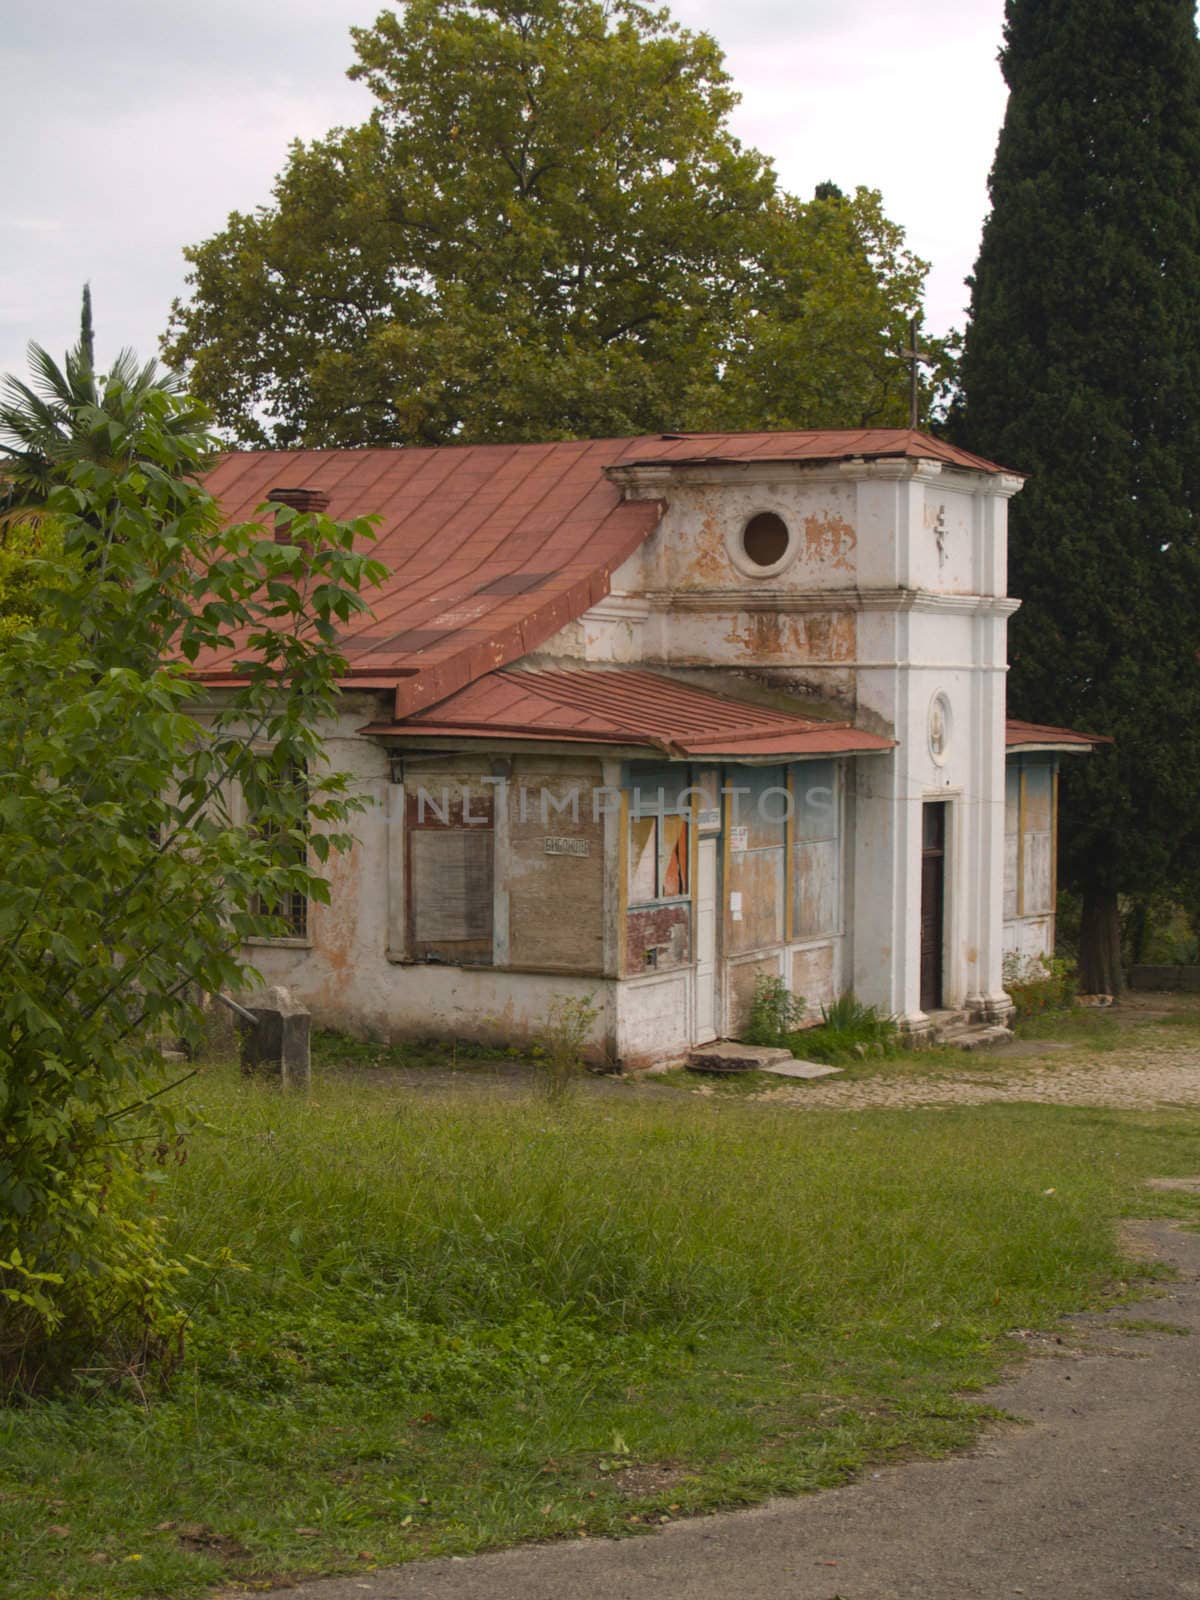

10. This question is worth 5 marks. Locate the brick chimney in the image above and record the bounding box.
[266,486,330,543]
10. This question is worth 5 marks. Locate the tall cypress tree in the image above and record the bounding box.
[79,282,95,374]
[957,0,1200,993]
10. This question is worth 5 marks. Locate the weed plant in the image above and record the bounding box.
[795,994,902,1064]
[1003,952,1078,1015]
[742,973,806,1046]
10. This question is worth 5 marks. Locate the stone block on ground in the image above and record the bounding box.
[238,985,311,1090]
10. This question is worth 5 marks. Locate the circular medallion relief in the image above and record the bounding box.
[928,692,952,766]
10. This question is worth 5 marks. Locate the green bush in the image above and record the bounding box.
[1003,952,1078,1017]
[741,972,806,1046]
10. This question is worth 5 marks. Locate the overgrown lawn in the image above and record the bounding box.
[2,1068,1198,1599]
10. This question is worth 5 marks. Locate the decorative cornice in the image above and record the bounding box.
[631,587,1021,618]
[585,593,653,622]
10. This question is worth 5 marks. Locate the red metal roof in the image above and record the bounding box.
[1006,718,1109,751]
[363,666,895,760]
[200,429,1013,717]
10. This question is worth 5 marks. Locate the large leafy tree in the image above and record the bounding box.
[0,340,384,1392]
[164,0,942,447]
[954,0,1200,993]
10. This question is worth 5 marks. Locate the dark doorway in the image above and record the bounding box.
[920,802,947,1012]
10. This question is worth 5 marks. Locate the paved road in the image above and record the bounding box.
[243,1218,1200,1600]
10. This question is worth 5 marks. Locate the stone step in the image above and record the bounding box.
[938,1023,1014,1051]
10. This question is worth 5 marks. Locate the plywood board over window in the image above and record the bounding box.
[406,784,495,965]
[726,765,787,955]
[508,773,605,971]
[1004,758,1055,920]
[791,759,840,940]
[1021,764,1054,915]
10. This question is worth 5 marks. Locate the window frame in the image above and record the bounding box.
[625,766,692,909]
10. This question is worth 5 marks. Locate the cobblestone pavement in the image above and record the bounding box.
[761,1009,1200,1112]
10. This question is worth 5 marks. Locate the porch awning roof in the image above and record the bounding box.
[362,666,895,760]
[1005,718,1110,754]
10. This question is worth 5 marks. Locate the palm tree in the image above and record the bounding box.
[0,286,211,528]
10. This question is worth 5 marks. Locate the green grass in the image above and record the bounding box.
[656,1066,780,1094]
[1,1068,1199,1599]
[311,1028,532,1073]
[1011,1009,1124,1049]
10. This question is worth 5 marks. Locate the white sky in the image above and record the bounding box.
[1,0,1010,385]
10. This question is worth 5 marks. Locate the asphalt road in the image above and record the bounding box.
[242,1218,1200,1600]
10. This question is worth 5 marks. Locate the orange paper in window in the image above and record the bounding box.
[662,815,688,897]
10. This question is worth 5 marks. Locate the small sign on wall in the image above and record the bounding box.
[730,890,744,922]
[544,836,589,857]
[729,825,749,852]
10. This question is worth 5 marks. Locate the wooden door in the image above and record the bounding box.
[920,803,946,1013]
[695,836,719,1042]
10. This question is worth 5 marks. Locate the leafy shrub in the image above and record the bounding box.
[0,344,384,1397]
[798,994,900,1063]
[1003,952,1078,1016]
[741,972,806,1046]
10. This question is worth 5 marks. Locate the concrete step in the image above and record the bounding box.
[936,1022,1014,1051]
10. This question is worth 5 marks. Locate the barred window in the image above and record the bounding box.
[250,759,309,939]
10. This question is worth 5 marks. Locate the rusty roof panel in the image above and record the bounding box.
[1006,718,1109,750]
[362,666,895,760]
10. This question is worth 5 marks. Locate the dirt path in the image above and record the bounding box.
[222,1218,1200,1600]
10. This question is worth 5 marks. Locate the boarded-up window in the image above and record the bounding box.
[1004,759,1054,918]
[727,765,787,954]
[1003,766,1020,919]
[407,786,494,964]
[792,760,840,939]
[1022,764,1054,914]
[411,831,493,940]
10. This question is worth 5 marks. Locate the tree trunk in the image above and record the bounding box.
[1079,886,1124,996]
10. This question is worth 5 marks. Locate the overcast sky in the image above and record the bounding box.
[2,0,1010,387]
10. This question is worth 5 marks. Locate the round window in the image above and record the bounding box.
[741,511,790,569]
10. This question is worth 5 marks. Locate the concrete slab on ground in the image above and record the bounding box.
[760,1059,843,1080]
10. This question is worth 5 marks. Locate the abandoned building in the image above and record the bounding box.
[200,429,1099,1068]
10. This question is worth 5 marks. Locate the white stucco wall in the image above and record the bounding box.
[548,456,1023,1027]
